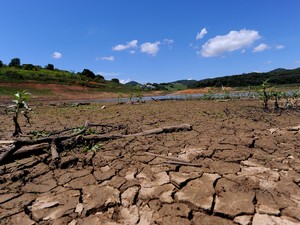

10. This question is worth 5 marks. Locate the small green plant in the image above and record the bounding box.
[5,91,32,137]
[73,126,84,134]
[202,93,214,100]
[86,128,96,135]
[128,93,134,102]
[271,90,284,110]
[86,105,96,109]
[28,130,50,139]
[117,93,124,104]
[135,92,144,102]
[257,80,272,111]
[290,89,300,106]
[82,143,102,153]
[223,90,231,99]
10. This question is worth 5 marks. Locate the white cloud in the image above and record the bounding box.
[200,29,261,57]
[140,42,160,56]
[97,71,119,78]
[253,43,269,52]
[112,44,127,51]
[100,56,115,61]
[163,39,174,45]
[120,79,131,84]
[276,44,285,49]
[128,40,138,48]
[163,39,174,49]
[112,40,138,51]
[51,51,62,59]
[266,60,272,64]
[196,28,207,40]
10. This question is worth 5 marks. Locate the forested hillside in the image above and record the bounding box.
[0,58,141,94]
[189,68,300,88]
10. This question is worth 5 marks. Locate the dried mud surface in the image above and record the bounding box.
[0,100,300,225]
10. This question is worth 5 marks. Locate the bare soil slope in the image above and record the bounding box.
[0,82,119,102]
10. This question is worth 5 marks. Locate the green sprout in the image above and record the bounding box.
[257,80,272,111]
[82,143,102,153]
[6,91,32,137]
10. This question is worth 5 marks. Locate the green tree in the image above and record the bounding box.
[0,60,3,67]
[9,58,21,68]
[111,78,120,83]
[22,64,35,70]
[81,69,95,79]
[45,64,54,70]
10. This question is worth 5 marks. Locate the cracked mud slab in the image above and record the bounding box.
[1,100,300,224]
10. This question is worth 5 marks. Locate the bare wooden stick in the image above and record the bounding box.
[13,143,49,156]
[145,152,190,163]
[50,140,59,160]
[0,141,15,144]
[84,124,192,141]
[161,160,202,167]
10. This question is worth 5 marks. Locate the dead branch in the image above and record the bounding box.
[145,152,190,163]
[0,141,15,144]
[0,121,89,165]
[51,140,59,160]
[13,143,49,156]
[161,160,202,167]
[83,124,192,141]
[0,123,191,165]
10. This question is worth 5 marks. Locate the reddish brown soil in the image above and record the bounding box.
[173,87,234,95]
[0,83,165,104]
[0,82,120,103]
[0,100,300,225]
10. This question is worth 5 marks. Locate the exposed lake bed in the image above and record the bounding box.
[1,99,300,224]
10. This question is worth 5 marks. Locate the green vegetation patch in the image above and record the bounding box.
[0,86,53,96]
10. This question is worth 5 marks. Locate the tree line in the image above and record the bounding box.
[189,68,300,88]
[0,58,120,84]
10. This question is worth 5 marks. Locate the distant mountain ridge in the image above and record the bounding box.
[1,57,299,91]
[189,67,300,88]
[124,81,141,86]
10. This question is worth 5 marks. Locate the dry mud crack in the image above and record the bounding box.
[0,100,300,224]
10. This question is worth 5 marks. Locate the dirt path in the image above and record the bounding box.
[0,100,300,224]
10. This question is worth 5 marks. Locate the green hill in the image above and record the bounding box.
[190,68,300,88]
[125,81,141,86]
[0,59,139,94]
[1,58,300,96]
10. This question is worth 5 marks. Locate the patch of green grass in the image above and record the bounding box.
[82,143,103,153]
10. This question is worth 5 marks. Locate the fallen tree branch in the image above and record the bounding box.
[83,124,192,141]
[0,121,89,165]
[0,123,191,165]
[12,143,49,156]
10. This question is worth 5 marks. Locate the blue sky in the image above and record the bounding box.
[1,0,300,84]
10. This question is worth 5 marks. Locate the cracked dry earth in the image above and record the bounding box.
[0,100,300,225]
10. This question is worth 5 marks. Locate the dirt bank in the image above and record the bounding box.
[0,100,300,224]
